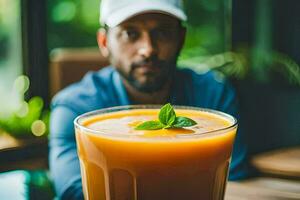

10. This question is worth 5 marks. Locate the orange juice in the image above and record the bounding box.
[75,105,237,200]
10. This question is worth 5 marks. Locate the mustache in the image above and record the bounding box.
[131,56,165,69]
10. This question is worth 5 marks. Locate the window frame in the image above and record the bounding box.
[22,0,49,107]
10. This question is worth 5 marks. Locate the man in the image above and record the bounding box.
[49,0,252,199]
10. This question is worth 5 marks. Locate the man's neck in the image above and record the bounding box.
[123,79,172,105]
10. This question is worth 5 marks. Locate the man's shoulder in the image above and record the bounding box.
[51,66,115,114]
[177,68,228,88]
[175,68,236,110]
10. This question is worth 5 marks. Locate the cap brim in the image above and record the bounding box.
[102,2,187,27]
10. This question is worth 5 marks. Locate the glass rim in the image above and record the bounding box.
[74,104,238,139]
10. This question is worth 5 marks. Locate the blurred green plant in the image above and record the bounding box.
[181,47,300,87]
[47,0,229,54]
[27,170,55,199]
[46,0,300,87]
[0,75,50,138]
[47,0,100,50]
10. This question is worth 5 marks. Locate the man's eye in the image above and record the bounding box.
[153,28,174,40]
[123,29,139,40]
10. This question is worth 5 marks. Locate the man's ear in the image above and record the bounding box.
[97,28,109,57]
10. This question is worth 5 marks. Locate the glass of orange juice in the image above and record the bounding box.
[74,105,237,200]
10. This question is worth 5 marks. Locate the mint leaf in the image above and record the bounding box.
[134,103,197,130]
[158,103,176,126]
[173,117,197,128]
[135,121,164,130]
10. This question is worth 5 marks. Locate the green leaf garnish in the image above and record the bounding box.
[135,103,197,130]
[135,121,164,130]
[173,117,197,128]
[158,103,176,126]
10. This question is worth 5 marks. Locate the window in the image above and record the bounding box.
[0,0,23,116]
[0,0,49,137]
[47,0,231,69]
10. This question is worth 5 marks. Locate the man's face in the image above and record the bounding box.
[102,13,185,93]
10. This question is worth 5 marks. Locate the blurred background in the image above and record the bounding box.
[0,0,299,199]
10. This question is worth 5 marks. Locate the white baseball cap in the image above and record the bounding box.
[100,0,187,27]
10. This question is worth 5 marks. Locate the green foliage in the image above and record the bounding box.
[27,170,55,199]
[46,0,300,86]
[47,0,100,50]
[0,96,50,138]
[0,75,49,138]
[208,48,300,86]
[47,0,229,55]
[179,46,300,87]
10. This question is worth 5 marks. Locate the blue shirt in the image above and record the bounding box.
[49,66,251,200]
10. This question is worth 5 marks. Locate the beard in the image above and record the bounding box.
[115,55,178,93]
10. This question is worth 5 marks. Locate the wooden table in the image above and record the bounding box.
[251,147,300,178]
[0,132,48,172]
[226,177,300,200]
[227,146,300,199]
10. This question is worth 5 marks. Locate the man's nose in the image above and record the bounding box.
[137,32,157,58]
